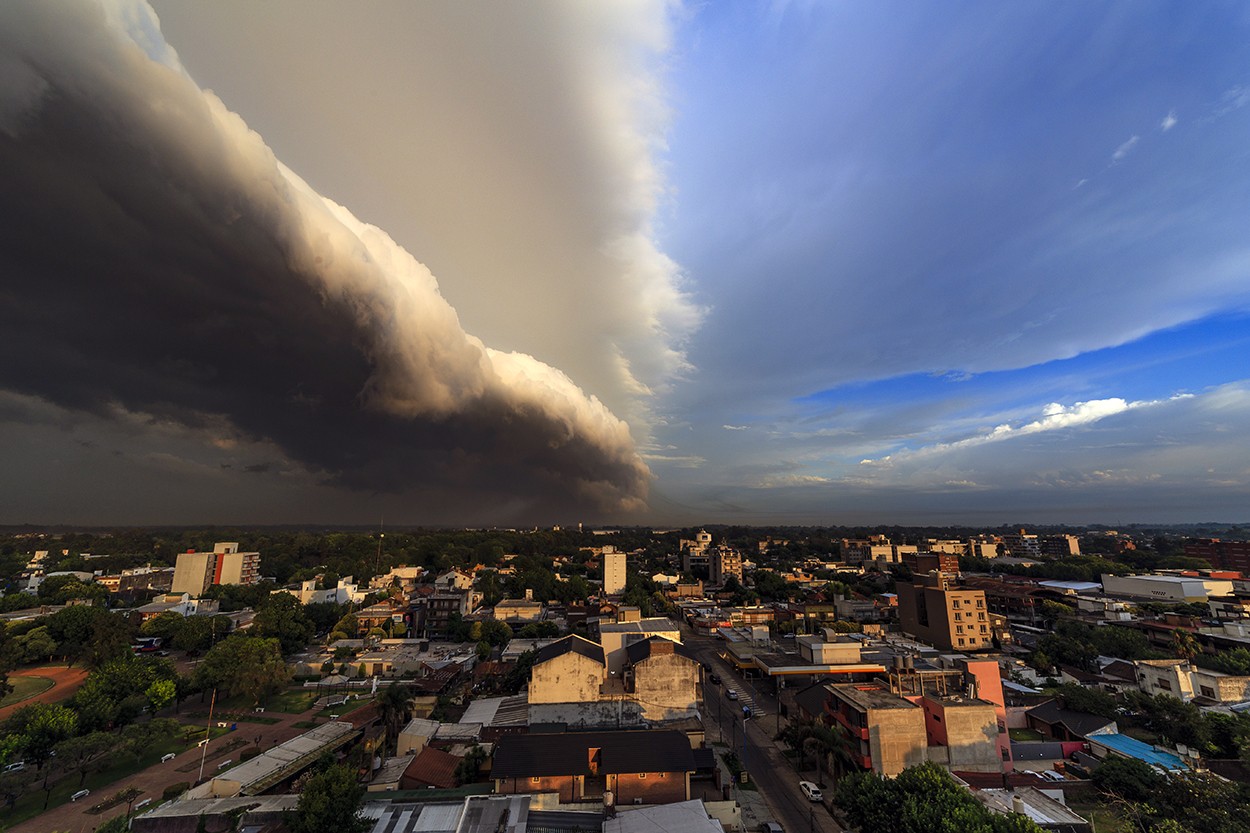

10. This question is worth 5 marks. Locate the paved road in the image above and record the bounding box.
[686,634,843,833]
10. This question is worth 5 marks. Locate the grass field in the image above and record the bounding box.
[1008,728,1045,742]
[0,675,55,708]
[262,689,317,714]
[316,696,371,719]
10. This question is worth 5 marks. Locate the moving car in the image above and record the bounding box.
[708,674,721,685]
[760,824,784,833]
[726,689,739,700]
[799,780,823,802]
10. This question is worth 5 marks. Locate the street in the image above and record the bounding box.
[683,631,844,833]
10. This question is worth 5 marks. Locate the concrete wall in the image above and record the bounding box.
[530,651,604,704]
[633,653,700,722]
[611,771,688,805]
[925,699,1002,773]
[867,707,928,777]
[495,775,577,802]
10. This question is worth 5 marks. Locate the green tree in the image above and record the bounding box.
[251,593,315,655]
[53,731,115,786]
[1091,756,1163,803]
[146,678,177,713]
[1172,630,1200,662]
[285,764,371,833]
[12,702,78,768]
[194,636,291,705]
[375,682,413,757]
[16,626,58,664]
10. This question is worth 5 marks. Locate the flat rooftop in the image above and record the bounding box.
[975,788,1089,827]
[829,684,916,710]
[212,721,358,795]
[599,618,679,632]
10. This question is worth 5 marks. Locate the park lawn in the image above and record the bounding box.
[1008,728,1045,742]
[0,675,55,707]
[5,729,190,828]
[316,696,371,719]
[263,689,317,714]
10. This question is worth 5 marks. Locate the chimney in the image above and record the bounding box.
[1012,794,1024,815]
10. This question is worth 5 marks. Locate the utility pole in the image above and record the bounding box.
[197,687,217,783]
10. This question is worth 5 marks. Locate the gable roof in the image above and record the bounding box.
[624,635,697,665]
[1101,660,1138,682]
[492,730,695,779]
[402,746,461,789]
[534,634,604,667]
[1026,699,1116,738]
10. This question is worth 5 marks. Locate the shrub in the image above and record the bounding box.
[163,782,190,800]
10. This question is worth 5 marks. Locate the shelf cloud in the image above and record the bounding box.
[0,0,662,518]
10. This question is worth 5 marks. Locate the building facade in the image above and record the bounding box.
[897,573,991,651]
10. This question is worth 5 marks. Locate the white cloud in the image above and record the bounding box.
[1111,134,1139,163]
[722,424,749,431]
[1160,110,1177,131]
[860,394,1194,465]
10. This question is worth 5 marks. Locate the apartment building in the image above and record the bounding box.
[708,547,743,586]
[897,573,991,651]
[171,542,260,596]
[826,683,928,776]
[602,548,627,596]
[1186,538,1250,573]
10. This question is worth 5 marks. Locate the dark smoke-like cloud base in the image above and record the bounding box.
[0,0,649,517]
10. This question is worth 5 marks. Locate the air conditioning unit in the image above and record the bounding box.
[633,798,644,805]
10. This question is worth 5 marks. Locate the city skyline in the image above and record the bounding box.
[0,1,1248,525]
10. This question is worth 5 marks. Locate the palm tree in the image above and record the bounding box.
[1172,630,1200,663]
[376,682,413,757]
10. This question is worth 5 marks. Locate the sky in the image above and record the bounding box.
[0,0,1247,526]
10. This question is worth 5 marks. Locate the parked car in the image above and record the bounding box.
[742,705,753,718]
[760,823,784,833]
[71,789,90,802]
[702,661,712,671]
[799,780,823,802]
[3,761,25,773]
[726,689,739,700]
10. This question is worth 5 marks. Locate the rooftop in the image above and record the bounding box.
[604,800,722,833]
[534,634,605,666]
[492,730,695,779]
[207,721,358,795]
[1088,732,1189,771]
[829,683,916,711]
[975,787,1090,827]
[599,617,679,633]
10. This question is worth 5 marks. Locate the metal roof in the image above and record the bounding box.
[492,730,695,779]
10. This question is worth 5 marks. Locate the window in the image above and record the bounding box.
[976,599,984,608]
[532,777,540,782]
[956,625,964,634]
[639,773,647,779]
[954,612,962,621]
[977,612,986,620]
[980,625,988,633]
[958,638,965,646]
[952,600,961,609]
[1200,686,1215,699]
[1157,679,1172,691]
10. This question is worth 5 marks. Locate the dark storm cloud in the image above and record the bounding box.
[0,0,648,518]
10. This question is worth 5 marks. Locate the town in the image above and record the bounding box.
[0,525,1248,833]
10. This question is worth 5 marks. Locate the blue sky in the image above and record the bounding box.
[639,1,1250,522]
[0,1,1247,525]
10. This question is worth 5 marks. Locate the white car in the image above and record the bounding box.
[726,690,739,701]
[799,780,823,802]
